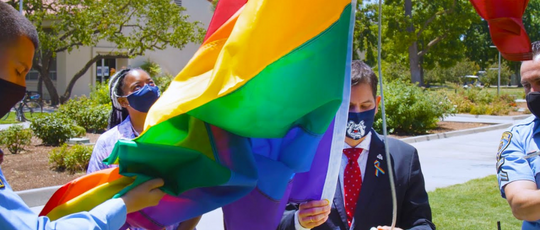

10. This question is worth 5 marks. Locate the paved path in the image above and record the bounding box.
[0,121,30,130]
[414,128,505,191]
[412,114,529,191]
[16,114,530,230]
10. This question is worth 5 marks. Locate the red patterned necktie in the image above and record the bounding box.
[343,148,363,227]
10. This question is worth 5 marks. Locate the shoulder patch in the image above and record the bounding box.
[0,178,4,189]
[497,131,513,160]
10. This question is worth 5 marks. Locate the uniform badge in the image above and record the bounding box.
[374,160,385,177]
[497,131,512,161]
[496,131,512,182]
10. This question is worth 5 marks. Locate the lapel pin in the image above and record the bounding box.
[377,154,383,160]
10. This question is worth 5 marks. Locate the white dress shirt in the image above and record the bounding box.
[295,132,372,230]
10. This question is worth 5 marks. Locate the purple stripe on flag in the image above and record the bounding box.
[288,119,335,202]
[223,182,293,230]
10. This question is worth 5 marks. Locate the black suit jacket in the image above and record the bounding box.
[279,133,435,230]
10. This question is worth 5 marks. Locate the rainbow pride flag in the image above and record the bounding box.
[40,0,355,229]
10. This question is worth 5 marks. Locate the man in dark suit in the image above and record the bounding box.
[278,61,435,230]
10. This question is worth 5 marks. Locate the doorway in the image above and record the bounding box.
[96,58,117,84]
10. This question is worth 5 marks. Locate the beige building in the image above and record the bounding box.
[27,0,214,100]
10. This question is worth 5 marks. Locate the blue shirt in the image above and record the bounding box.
[497,115,540,229]
[0,167,127,230]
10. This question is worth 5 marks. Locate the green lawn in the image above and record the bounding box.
[0,112,43,124]
[483,87,525,100]
[429,175,522,229]
[429,86,525,99]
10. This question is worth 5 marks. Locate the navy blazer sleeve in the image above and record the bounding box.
[395,145,435,230]
[279,203,299,230]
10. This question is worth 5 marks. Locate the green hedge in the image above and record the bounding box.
[30,113,83,146]
[58,96,110,133]
[374,80,455,135]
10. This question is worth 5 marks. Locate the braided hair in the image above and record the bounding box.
[107,68,132,129]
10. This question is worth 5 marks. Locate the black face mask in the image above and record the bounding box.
[527,92,540,118]
[0,79,26,117]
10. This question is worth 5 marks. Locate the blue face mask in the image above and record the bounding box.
[125,84,160,113]
[346,108,376,140]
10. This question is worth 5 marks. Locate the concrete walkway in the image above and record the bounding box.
[413,114,530,191]
[0,121,30,130]
[14,114,530,230]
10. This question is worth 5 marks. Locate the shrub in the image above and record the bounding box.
[0,125,32,154]
[154,73,175,93]
[58,96,110,133]
[443,86,516,115]
[76,103,109,133]
[49,144,93,173]
[374,80,455,135]
[480,62,512,87]
[139,59,162,77]
[30,113,79,146]
[90,81,111,105]
[72,125,87,137]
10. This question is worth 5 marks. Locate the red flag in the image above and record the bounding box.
[470,0,532,61]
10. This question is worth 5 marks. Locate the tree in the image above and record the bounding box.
[523,0,540,43]
[355,0,477,86]
[211,0,219,10]
[353,1,378,66]
[481,62,513,87]
[463,0,540,86]
[4,0,205,105]
[424,59,479,85]
[462,19,497,70]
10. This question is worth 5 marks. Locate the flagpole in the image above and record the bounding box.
[19,0,23,14]
[376,0,398,229]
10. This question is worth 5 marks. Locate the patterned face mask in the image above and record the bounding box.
[345,108,375,140]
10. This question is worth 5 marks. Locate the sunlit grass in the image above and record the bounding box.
[429,175,522,229]
[0,112,44,124]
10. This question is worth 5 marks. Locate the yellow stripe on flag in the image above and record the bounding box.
[144,0,351,131]
[47,176,135,221]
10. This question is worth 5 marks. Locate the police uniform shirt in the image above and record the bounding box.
[0,167,127,229]
[497,115,540,229]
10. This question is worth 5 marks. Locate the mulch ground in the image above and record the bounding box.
[0,121,502,191]
[1,133,100,191]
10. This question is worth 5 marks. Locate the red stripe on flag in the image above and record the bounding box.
[204,0,247,42]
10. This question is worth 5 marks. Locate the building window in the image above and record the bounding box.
[26,55,57,81]
[174,0,182,7]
